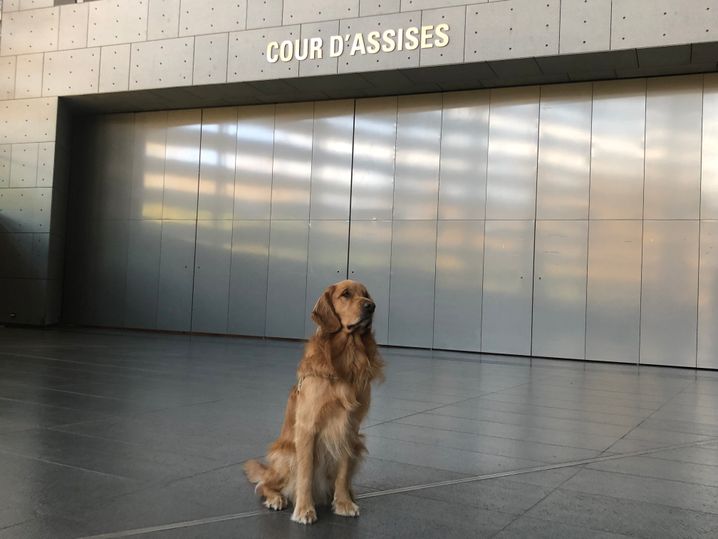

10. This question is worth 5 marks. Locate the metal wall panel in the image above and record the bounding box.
[228,220,270,336]
[438,90,490,220]
[702,74,718,220]
[351,97,397,220]
[640,220,699,367]
[481,220,535,355]
[97,114,134,221]
[590,79,646,219]
[124,219,161,329]
[644,76,702,220]
[309,100,354,220]
[198,107,238,220]
[698,221,718,369]
[265,220,310,338]
[536,83,592,220]
[163,110,201,220]
[156,220,196,331]
[433,220,484,351]
[486,86,540,220]
[388,220,437,348]
[393,94,442,220]
[532,220,588,359]
[271,103,314,220]
[234,105,275,220]
[92,219,129,327]
[348,220,392,344]
[130,112,166,220]
[192,220,233,334]
[304,220,350,337]
[585,220,642,363]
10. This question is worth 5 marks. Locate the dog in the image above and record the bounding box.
[244,280,384,524]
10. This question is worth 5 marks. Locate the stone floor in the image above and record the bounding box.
[0,327,718,538]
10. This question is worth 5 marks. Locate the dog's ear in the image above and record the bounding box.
[312,286,341,333]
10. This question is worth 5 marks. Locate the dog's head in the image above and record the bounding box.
[312,280,375,334]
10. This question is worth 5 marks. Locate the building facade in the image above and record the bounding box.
[0,0,717,368]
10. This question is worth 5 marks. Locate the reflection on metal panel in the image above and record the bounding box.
[590,79,646,219]
[163,110,201,220]
[265,220,309,338]
[532,220,588,359]
[536,84,592,220]
[93,219,129,327]
[486,87,540,220]
[438,91,490,220]
[351,97,397,220]
[235,105,275,220]
[585,220,642,363]
[433,220,483,351]
[124,219,161,329]
[640,220,699,367]
[192,220,233,334]
[388,220,437,348]
[699,222,718,369]
[393,94,442,220]
[97,114,133,221]
[702,75,718,219]
[198,107,238,220]
[644,76,702,220]
[130,112,166,220]
[348,220,392,345]
[482,220,534,355]
[228,220,270,337]
[271,103,314,220]
[310,101,354,220]
[157,220,196,331]
[304,220,349,337]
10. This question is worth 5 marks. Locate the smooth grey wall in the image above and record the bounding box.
[65,73,718,369]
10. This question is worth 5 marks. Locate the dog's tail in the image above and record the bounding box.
[243,459,268,484]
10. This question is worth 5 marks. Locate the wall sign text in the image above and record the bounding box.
[266,24,450,63]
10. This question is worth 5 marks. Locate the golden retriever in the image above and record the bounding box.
[244,280,384,524]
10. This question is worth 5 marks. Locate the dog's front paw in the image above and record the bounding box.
[291,505,317,525]
[263,493,287,511]
[333,498,360,517]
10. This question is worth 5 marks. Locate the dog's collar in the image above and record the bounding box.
[297,372,339,391]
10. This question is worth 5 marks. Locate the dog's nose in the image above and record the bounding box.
[363,301,375,313]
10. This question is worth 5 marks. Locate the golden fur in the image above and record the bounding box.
[243,280,384,524]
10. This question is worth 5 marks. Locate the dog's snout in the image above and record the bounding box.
[363,301,375,314]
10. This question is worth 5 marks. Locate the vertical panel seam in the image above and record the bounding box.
[529,86,542,357]
[263,103,278,337]
[302,102,317,337]
[479,89,492,353]
[430,93,445,349]
[638,78,648,365]
[386,97,399,344]
[584,82,595,361]
[153,111,169,327]
[696,74,705,368]
[188,108,205,334]
[224,107,240,334]
[346,99,357,280]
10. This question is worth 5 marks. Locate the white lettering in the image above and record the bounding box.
[310,37,323,59]
[381,29,397,52]
[330,35,344,57]
[434,23,450,47]
[279,41,292,62]
[405,27,420,51]
[350,33,367,56]
[420,25,434,49]
[266,41,279,63]
[366,31,381,54]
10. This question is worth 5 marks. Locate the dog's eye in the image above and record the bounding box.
[341,290,351,298]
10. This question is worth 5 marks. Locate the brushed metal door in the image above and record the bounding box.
[698,221,718,369]
[481,220,535,355]
[532,220,588,359]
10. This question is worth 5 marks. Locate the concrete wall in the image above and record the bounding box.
[0,0,717,324]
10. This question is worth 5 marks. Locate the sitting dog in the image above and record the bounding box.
[244,280,384,524]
